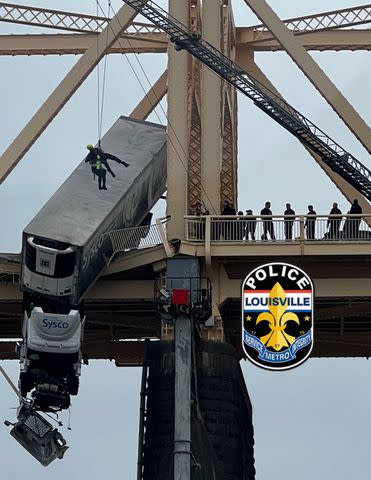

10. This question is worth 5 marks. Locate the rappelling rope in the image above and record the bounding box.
[96,0,111,147]
[95,0,220,216]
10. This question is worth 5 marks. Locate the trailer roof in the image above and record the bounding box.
[24,117,166,246]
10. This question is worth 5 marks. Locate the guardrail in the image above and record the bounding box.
[185,214,371,243]
[105,218,170,264]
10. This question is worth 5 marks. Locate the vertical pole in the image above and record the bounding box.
[174,313,192,480]
[167,0,190,240]
[136,342,148,480]
[201,0,223,214]
[0,365,21,400]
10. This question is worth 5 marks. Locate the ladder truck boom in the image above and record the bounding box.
[124,0,371,201]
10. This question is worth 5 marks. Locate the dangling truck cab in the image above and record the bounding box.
[19,307,84,411]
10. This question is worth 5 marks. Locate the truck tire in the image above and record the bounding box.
[68,376,79,396]
[19,372,33,397]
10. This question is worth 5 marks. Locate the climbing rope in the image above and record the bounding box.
[96,0,220,216]
[96,0,111,147]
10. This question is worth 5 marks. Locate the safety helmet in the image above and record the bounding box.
[86,144,94,150]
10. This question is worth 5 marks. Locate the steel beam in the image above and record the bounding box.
[1,30,371,56]
[0,33,167,56]
[236,47,371,217]
[2,2,370,36]
[201,0,223,214]
[0,3,162,35]
[130,69,168,120]
[187,2,202,212]
[0,339,147,365]
[221,2,238,209]
[236,28,371,52]
[0,4,141,183]
[251,3,371,37]
[166,0,190,240]
[244,0,371,155]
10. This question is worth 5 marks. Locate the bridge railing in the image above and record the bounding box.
[104,218,170,264]
[185,214,371,243]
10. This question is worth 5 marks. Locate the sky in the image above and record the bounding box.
[1,0,371,478]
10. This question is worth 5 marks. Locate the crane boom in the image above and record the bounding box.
[123,0,371,201]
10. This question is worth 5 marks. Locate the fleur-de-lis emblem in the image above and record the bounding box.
[256,282,299,351]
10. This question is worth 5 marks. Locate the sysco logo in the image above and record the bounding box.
[42,319,69,329]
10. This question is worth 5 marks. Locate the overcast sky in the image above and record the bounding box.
[1,0,371,478]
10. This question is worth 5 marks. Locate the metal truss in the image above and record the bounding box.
[252,3,371,37]
[0,3,138,183]
[188,95,202,210]
[187,1,202,211]
[220,3,237,207]
[0,2,161,34]
[221,96,235,205]
[124,0,371,201]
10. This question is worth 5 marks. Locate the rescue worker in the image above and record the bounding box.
[85,144,129,190]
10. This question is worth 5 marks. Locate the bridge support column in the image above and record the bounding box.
[174,313,192,480]
[167,0,190,240]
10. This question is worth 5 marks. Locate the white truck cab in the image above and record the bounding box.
[19,307,85,411]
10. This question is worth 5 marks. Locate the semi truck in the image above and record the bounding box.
[21,116,167,307]
[17,116,167,412]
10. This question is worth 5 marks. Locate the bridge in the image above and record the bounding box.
[1,0,371,478]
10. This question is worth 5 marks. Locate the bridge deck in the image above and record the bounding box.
[1,238,371,361]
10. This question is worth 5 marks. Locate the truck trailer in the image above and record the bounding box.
[21,116,166,307]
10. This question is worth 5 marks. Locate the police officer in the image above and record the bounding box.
[85,144,129,190]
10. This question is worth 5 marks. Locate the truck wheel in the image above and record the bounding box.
[68,376,79,395]
[19,372,32,397]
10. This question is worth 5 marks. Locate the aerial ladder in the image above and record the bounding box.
[124,0,371,201]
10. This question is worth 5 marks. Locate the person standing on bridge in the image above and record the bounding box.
[327,202,342,239]
[260,202,275,241]
[221,200,237,240]
[305,205,317,240]
[283,203,296,241]
[245,210,256,241]
[85,144,129,190]
[344,199,363,239]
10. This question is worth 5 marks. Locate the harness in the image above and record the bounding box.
[92,154,102,169]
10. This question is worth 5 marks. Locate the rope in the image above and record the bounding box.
[95,0,220,215]
[0,364,22,400]
[96,0,101,145]
[96,0,111,147]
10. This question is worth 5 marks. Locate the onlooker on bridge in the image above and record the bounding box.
[221,200,236,240]
[260,202,275,241]
[283,203,295,241]
[344,199,363,239]
[192,201,206,240]
[305,205,317,240]
[236,211,246,241]
[244,210,257,241]
[327,202,342,239]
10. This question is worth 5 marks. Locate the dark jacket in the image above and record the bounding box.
[260,207,272,216]
[349,203,362,214]
[284,208,295,218]
[329,207,342,216]
[222,205,236,215]
[85,148,127,176]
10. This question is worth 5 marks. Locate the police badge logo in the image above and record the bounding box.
[242,262,314,370]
